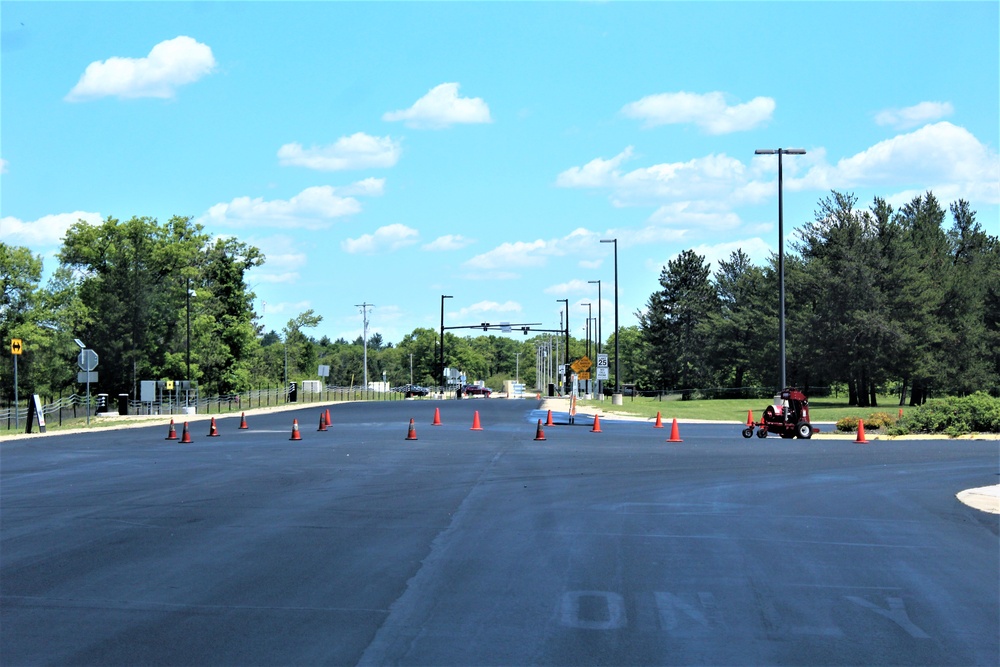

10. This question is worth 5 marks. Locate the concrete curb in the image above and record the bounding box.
[956,485,1000,514]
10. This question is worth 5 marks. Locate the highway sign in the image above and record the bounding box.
[77,349,98,371]
[11,338,23,355]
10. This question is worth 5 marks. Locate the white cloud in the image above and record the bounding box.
[555,147,634,188]
[341,223,419,254]
[558,148,748,206]
[65,36,216,101]
[245,234,306,285]
[794,122,999,203]
[463,228,607,278]
[578,258,603,270]
[422,234,474,251]
[875,101,954,130]
[544,279,596,295]
[382,82,492,129]
[201,182,380,229]
[0,158,8,174]
[277,134,401,171]
[0,211,102,248]
[621,91,775,134]
[453,301,523,319]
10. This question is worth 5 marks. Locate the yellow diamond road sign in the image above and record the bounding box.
[570,356,592,373]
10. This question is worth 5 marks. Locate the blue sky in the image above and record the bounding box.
[3,1,998,346]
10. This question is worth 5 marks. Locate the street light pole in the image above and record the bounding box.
[589,280,602,398]
[440,295,452,390]
[356,302,374,388]
[755,148,806,391]
[557,299,569,395]
[582,302,592,396]
[600,238,620,400]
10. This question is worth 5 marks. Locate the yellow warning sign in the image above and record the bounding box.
[570,356,592,373]
[166,380,175,391]
[577,371,591,380]
[11,339,23,355]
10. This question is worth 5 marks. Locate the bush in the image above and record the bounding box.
[836,416,860,432]
[836,411,897,432]
[889,392,1000,436]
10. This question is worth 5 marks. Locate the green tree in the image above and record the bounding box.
[706,249,773,394]
[638,249,718,396]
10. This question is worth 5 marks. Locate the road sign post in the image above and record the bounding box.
[78,349,98,426]
[11,339,22,429]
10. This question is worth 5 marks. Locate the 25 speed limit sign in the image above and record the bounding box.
[596,354,609,380]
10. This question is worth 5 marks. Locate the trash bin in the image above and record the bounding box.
[548,383,556,397]
[96,394,109,413]
[118,394,129,415]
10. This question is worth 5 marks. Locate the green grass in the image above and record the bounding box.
[577,394,906,423]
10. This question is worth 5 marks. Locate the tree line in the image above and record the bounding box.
[1,216,583,401]
[634,191,999,405]
[3,190,997,407]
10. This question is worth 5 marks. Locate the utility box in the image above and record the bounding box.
[301,380,322,394]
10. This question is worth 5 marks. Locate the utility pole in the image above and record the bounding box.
[356,302,374,388]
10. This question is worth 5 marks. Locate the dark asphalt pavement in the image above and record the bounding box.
[2,400,997,666]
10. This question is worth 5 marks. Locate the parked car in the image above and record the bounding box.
[397,384,430,397]
[462,384,492,398]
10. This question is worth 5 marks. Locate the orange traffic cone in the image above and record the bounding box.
[534,418,546,441]
[207,417,220,437]
[405,418,418,440]
[854,419,868,444]
[654,411,664,428]
[317,412,328,431]
[289,419,302,441]
[325,408,332,427]
[667,418,683,443]
[180,421,192,443]
[165,418,178,440]
[591,414,602,433]
[536,392,541,400]
[746,409,754,427]
[471,410,483,431]
[545,409,555,427]
[432,407,442,426]
[239,412,248,429]
[898,408,903,419]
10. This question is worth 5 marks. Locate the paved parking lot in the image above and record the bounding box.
[2,400,997,665]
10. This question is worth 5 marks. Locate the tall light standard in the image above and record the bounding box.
[440,295,452,389]
[588,279,602,398]
[356,302,374,387]
[755,148,806,391]
[557,298,569,394]
[582,302,592,396]
[600,238,620,402]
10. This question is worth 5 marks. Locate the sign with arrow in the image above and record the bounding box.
[11,338,23,355]
[570,356,592,373]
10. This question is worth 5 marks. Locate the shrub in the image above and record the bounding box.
[892,392,1000,436]
[836,415,860,432]
[836,412,897,432]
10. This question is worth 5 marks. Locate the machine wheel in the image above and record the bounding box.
[796,421,813,439]
[742,427,754,439]
[755,428,768,439]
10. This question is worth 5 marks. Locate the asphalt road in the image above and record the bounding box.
[2,400,997,666]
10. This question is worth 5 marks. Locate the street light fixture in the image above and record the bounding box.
[755,148,806,391]
[440,295,452,390]
[600,238,620,401]
[556,298,569,395]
